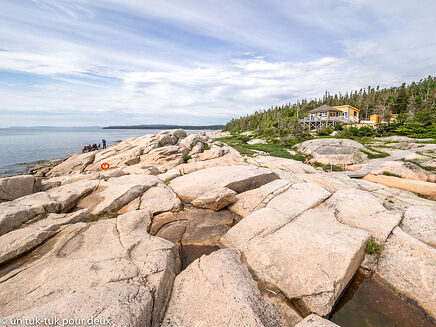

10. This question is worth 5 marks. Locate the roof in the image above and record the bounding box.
[308,105,343,113]
[334,105,360,112]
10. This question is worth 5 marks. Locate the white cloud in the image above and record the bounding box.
[0,0,435,127]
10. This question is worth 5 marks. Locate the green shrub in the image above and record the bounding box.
[383,172,402,178]
[183,155,192,162]
[366,240,383,255]
[317,127,334,136]
[360,147,390,159]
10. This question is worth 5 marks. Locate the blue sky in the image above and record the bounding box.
[1,0,435,127]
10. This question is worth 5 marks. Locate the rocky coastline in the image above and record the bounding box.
[0,129,435,327]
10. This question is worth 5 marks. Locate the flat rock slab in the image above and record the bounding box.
[363,174,436,198]
[295,314,339,327]
[229,179,291,218]
[0,211,179,327]
[77,175,160,215]
[247,155,317,174]
[139,183,182,215]
[0,210,88,265]
[371,161,436,182]
[0,175,35,202]
[354,179,436,210]
[230,208,370,316]
[162,249,297,327]
[0,180,101,236]
[374,227,436,318]
[169,165,279,203]
[265,183,331,217]
[294,172,359,192]
[178,153,246,174]
[401,206,436,248]
[325,188,402,242]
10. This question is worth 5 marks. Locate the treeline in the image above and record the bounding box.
[224,75,436,137]
[104,124,225,130]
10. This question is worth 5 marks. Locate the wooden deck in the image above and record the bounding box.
[298,117,358,130]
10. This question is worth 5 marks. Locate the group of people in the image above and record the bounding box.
[82,139,106,153]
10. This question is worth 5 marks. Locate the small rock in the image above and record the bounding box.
[192,187,237,211]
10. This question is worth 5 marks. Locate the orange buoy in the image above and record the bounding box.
[101,162,110,170]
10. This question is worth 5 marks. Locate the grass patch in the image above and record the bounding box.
[403,160,436,172]
[313,162,343,172]
[383,171,403,178]
[366,240,383,255]
[360,146,390,159]
[215,136,306,161]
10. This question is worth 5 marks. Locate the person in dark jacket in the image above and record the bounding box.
[102,139,107,149]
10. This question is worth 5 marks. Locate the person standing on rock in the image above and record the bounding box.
[102,139,106,149]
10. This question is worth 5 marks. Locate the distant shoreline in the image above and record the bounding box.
[103,124,225,130]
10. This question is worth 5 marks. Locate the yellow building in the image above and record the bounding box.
[333,105,360,121]
[370,114,382,124]
[307,104,360,122]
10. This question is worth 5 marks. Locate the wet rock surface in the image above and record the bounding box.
[374,227,436,318]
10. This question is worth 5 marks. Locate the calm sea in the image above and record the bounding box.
[0,128,208,178]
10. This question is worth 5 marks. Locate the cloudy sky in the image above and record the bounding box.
[1,0,435,127]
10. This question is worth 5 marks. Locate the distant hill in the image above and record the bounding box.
[103,124,225,130]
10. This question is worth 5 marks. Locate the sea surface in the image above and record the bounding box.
[0,128,208,178]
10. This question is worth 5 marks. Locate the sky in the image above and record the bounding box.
[1,0,435,127]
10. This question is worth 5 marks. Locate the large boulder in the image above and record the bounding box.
[0,175,36,202]
[401,206,436,248]
[0,211,179,327]
[0,201,46,237]
[325,188,402,242]
[179,133,207,150]
[295,138,367,165]
[169,166,279,203]
[77,175,160,215]
[374,227,436,318]
[140,146,188,170]
[162,249,300,327]
[139,183,182,215]
[0,209,88,265]
[223,208,370,316]
[47,151,96,177]
[45,180,100,212]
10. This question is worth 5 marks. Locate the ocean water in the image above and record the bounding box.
[0,128,207,177]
